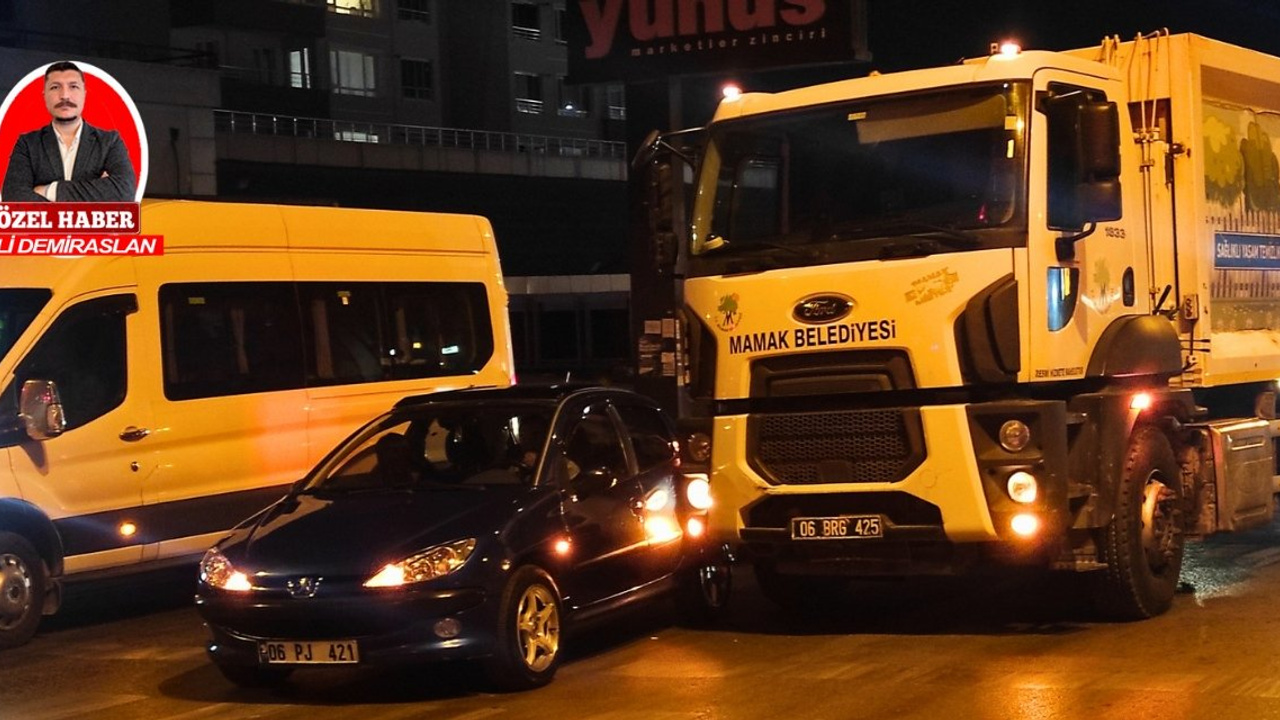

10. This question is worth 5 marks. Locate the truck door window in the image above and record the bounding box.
[0,295,131,434]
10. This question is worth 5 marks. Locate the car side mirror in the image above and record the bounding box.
[19,379,66,440]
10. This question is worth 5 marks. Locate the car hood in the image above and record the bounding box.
[225,486,538,577]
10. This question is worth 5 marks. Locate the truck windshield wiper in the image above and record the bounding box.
[828,221,982,249]
[706,237,819,261]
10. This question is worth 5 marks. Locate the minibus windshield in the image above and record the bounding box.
[0,289,53,362]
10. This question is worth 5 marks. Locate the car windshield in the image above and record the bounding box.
[304,401,557,492]
[688,82,1029,275]
[0,289,53,362]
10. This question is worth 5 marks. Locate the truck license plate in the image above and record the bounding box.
[790,515,883,540]
[258,639,360,665]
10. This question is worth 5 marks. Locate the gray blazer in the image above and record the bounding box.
[2,121,137,202]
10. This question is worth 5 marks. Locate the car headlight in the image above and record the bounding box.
[364,538,477,588]
[200,547,252,592]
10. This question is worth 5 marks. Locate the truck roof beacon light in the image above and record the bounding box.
[992,41,1022,58]
[721,83,742,100]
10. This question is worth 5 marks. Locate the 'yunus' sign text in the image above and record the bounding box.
[567,0,866,83]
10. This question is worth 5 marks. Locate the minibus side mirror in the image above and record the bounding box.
[19,379,66,440]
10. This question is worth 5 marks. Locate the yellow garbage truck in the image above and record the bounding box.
[637,32,1280,618]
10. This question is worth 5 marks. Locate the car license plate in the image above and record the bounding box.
[258,639,360,665]
[790,515,883,540]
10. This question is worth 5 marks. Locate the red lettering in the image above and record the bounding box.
[630,0,675,41]
[728,0,775,31]
[581,0,625,58]
[780,0,824,25]
[678,0,726,35]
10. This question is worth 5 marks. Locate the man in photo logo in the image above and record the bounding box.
[1,61,136,202]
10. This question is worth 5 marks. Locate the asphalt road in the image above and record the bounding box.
[6,520,1280,720]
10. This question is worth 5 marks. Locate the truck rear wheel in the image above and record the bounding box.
[0,532,46,650]
[1094,425,1184,619]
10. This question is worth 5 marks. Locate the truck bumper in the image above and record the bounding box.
[709,400,1071,574]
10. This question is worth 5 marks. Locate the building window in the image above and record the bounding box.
[289,48,312,89]
[514,72,543,114]
[194,40,220,69]
[328,0,377,17]
[251,47,276,85]
[397,0,431,22]
[555,7,567,44]
[331,49,377,97]
[557,76,588,117]
[606,84,626,120]
[401,58,433,100]
[512,2,540,40]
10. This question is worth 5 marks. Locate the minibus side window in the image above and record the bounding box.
[0,295,131,442]
[384,282,494,380]
[300,283,384,385]
[301,281,494,386]
[160,282,304,400]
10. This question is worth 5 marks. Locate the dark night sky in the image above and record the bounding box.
[866,0,1280,71]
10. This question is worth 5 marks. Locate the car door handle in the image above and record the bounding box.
[119,426,150,442]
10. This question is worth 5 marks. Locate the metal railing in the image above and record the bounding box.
[214,110,627,159]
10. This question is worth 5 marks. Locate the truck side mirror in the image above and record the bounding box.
[19,379,65,440]
[1045,93,1122,231]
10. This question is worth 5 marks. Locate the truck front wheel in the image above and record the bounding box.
[1094,425,1184,619]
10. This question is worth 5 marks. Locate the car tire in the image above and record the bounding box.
[676,557,732,626]
[0,532,46,650]
[483,565,563,692]
[1093,425,1185,620]
[214,662,293,688]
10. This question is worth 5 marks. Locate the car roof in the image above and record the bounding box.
[392,383,643,410]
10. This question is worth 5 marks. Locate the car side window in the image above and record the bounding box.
[562,404,628,481]
[614,401,676,471]
[0,295,131,433]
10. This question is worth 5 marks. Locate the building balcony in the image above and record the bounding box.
[214,110,627,181]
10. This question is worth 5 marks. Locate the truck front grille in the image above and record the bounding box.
[747,408,924,484]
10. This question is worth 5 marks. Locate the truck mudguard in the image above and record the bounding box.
[1086,315,1182,379]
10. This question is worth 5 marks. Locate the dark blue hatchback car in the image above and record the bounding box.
[195,385,728,690]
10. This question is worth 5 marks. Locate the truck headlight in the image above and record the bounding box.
[1006,471,1038,504]
[365,538,476,588]
[999,420,1031,452]
[684,473,713,510]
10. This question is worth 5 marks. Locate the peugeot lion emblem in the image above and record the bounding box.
[287,577,322,598]
[793,294,855,324]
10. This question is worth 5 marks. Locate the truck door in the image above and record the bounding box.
[1,293,153,573]
[1027,73,1146,380]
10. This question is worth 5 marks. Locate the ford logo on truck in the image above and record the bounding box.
[794,294,855,324]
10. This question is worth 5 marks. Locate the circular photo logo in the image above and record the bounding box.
[0,60,148,202]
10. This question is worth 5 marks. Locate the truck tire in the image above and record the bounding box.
[675,557,732,626]
[1093,425,1184,620]
[0,532,46,650]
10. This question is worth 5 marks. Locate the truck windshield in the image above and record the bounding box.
[689,82,1029,275]
[0,289,52,362]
